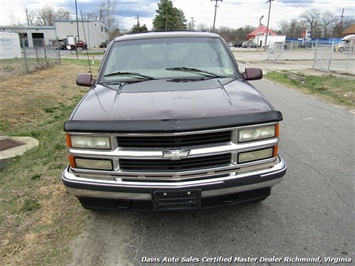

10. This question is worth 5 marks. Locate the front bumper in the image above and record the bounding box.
[62,157,287,210]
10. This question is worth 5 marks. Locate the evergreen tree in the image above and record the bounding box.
[152,0,187,30]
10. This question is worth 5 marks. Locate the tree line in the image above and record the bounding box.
[9,0,355,42]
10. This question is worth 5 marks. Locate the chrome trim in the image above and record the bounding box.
[69,157,278,178]
[63,157,286,190]
[68,138,278,159]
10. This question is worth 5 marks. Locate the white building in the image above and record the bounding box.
[0,19,109,48]
[54,20,109,48]
[0,26,56,47]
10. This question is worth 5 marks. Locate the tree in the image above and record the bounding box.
[335,18,355,37]
[277,20,289,35]
[152,0,187,30]
[196,23,210,31]
[234,25,255,42]
[35,5,70,26]
[320,11,337,38]
[100,0,118,40]
[36,5,56,26]
[299,9,321,38]
[130,15,148,33]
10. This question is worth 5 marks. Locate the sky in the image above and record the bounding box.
[0,0,354,31]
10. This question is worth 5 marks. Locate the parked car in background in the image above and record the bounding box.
[234,41,244,48]
[62,31,287,211]
[242,41,257,48]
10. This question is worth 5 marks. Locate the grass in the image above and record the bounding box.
[264,71,355,108]
[0,61,99,265]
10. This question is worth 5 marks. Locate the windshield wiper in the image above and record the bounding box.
[103,71,156,80]
[166,67,227,78]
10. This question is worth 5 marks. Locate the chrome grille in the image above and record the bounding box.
[117,131,231,149]
[119,153,231,172]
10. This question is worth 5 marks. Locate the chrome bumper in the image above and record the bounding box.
[62,157,287,201]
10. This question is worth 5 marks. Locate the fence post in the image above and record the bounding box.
[22,38,28,73]
[327,39,334,73]
[43,37,49,65]
[57,37,61,64]
[312,39,318,69]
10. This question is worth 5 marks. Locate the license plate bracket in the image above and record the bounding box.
[152,189,201,211]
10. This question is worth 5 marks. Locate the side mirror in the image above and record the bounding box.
[76,73,96,87]
[242,68,263,80]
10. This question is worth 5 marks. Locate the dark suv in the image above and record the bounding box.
[62,31,287,211]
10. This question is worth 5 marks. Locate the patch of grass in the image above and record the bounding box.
[22,199,41,212]
[61,58,101,68]
[265,71,355,108]
[0,62,97,266]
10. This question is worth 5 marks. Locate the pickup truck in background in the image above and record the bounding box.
[58,36,87,50]
[62,31,287,211]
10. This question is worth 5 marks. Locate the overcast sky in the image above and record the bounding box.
[0,0,354,31]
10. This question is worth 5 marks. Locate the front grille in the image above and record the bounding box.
[119,153,231,172]
[117,131,231,149]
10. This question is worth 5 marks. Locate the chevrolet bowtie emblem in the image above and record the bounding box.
[162,149,190,160]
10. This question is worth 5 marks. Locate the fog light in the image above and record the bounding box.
[75,158,113,170]
[238,148,274,163]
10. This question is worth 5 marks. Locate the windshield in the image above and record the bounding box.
[99,36,238,82]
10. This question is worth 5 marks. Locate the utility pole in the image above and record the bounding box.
[136,14,140,27]
[264,0,274,51]
[338,8,344,37]
[25,8,29,26]
[211,0,223,32]
[75,0,79,59]
[190,17,196,30]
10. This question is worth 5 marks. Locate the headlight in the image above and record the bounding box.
[68,135,111,149]
[238,125,277,143]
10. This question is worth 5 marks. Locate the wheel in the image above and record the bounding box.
[338,47,345,52]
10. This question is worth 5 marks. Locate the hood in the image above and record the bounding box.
[69,78,273,121]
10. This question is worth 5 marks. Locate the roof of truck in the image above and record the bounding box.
[113,31,220,42]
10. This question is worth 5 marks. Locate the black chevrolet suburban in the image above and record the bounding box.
[62,31,287,211]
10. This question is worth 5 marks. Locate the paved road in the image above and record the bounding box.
[67,76,354,266]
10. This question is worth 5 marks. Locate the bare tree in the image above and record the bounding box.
[28,10,37,26]
[35,5,70,26]
[99,0,118,40]
[320,11,337,38]
[56,8,71,20]
[277,20,289,35]
[300,9,321,38]
[8,11,23,26]
[36,5,56,26]
[196,23,210,31]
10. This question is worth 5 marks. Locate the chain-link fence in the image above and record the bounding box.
[267,42,285,63]
[313,39,354,74]
[0,38,61,80]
